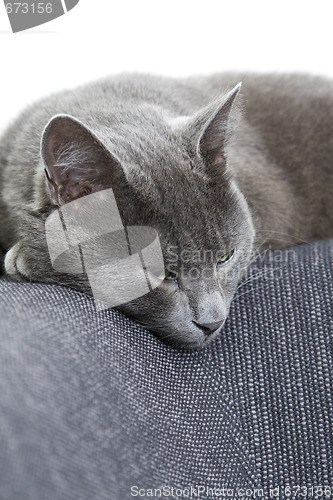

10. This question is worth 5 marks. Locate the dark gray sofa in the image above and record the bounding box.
[0,239,332,499]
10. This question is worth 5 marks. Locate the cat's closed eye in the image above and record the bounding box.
[217,248,236,266]
[157,269,178,281]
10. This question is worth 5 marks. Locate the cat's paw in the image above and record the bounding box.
[4,242,33,281]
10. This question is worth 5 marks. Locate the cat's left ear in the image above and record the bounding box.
[184,83,241,169]
[41,114,121,206]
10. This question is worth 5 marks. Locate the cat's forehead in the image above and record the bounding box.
[129,163,239,247]
[97,110,220,202]
[98,114,241,245]
[128,153,216,213]
[107,125,214,201]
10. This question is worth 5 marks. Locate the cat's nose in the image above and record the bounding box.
[193,320,224,336]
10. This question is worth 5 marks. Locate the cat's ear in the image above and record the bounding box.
[198,83,241,166]
[41,114,120,206]
[184,83,241,169]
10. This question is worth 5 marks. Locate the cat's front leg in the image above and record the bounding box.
[4,242,33,282]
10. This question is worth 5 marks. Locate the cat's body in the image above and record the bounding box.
[1,73,332,348]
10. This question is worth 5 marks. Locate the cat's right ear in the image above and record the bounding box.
[181,83,241,174]
[41,114,120,206]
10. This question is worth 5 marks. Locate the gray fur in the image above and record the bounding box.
[0,72,332,349]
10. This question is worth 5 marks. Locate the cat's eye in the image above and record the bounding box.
[157,269,178,281]
[217,249,235,265]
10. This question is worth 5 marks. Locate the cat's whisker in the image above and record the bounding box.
[236,273,263,290]
[245,239,270,264]
[233,259,293,299]
[255,230,311,246]
[236,274,268,292]
[232,281,275,302]
[247,249,267,267]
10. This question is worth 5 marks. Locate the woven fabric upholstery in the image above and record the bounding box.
[0,240,332,499]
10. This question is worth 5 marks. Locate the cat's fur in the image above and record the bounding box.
[0,73,332,349]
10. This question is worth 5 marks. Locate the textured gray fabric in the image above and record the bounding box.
[0,240,332,499]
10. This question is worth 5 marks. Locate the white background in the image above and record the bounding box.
[1,0,333,133]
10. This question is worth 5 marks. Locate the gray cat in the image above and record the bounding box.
[0,73,332,349]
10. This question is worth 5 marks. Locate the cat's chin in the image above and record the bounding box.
[160,332,220,351]
[149,322,225,351]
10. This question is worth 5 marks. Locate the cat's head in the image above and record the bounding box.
[41,83,255,349]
